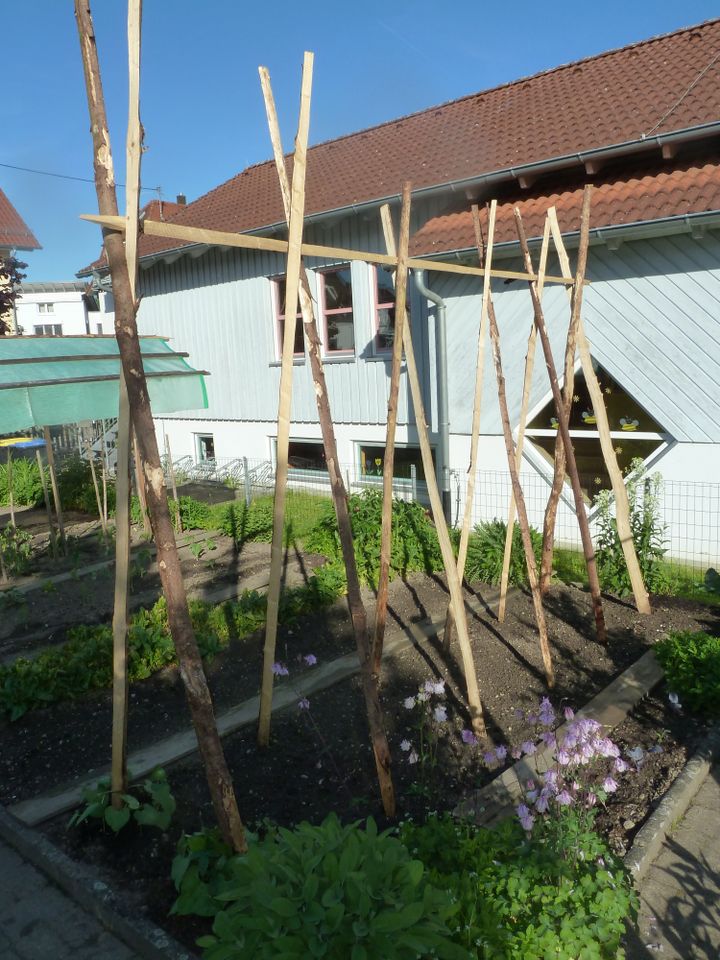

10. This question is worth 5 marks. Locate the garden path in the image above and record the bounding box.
[0,835,141,960]
[626,765,720,959]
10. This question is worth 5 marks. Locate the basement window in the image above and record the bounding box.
[358,444,432,484]
[524,359,667,502]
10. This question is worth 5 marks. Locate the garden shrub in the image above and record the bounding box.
[304,489,443,586]
[0,458,45,507]
[401,813,637,959]
[594,461,668,596]
[0,524,34,577]
[56,456,116,515]
[655,630,720,716]
[464,519,541,586]
[173,814,464,960]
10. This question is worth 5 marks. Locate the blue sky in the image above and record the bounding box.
[4,0,718,281]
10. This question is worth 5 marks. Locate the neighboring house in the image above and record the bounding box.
[0,187,40,333]
[79,20,720,560]
[15,281,114,337]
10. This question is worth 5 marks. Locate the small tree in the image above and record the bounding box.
[0,256,27,335]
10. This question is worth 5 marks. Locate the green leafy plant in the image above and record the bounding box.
[655,630,720,716]
[171,827,238,917]
[594,461,668,596]
[401,813,637,959]
[0,458,45,507]
[305,489,443,587]
[173,813,463,959]
[465,519,541,586]
[68,768,176,833]
[0,524,34,577]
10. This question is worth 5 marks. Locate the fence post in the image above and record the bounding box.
[243,456,251,507]
[410,463,417,502]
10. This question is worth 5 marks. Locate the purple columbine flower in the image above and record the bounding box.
[495,745,508,762]
[424,679,446,696]
[483,751,498,766]
[585,792,598,808]
[516,804,535,832]
[403,696,416,710]
[511,746,522,760]
[615,757,629,773]
[521,740,537,756]
[433,705,448,723]
[461,729,478,746]
[556,789,573,806]
[298,697,310,710]
[535,794,549,813]
[602,776,618,793]
[272,662,289,677]
[557,749,571,766]
[564,706,575,721]
[303,654,317,666]
[400,739,412,752]
[408,750,419,765]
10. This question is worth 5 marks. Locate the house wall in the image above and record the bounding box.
[15,290,89,336]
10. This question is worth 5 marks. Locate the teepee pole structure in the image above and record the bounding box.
[480,207,555,686]
[442,200,496,651]
[381,209,486,737]
[497,218,551,622]
[75,0,247,853]
[514,207,607,644]
[372,185,412,675]
[258,53,313,750]
[547,209,650,614]
[258,63,396,814]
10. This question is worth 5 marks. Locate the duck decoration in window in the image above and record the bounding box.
[620,417,639,432]
[581,409,597,425]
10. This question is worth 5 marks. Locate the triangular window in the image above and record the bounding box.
[524,359,668,502]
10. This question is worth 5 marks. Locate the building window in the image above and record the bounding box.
[96,323,103,335]
[373,265,410,354]
[319,266,354,354]
[524,359,667,502]
[195,434,215,462]
[272,276,304,360]
[38,302,54,314]
[33,324,62,336]
[358,443,432,484]
[286,440,327,473]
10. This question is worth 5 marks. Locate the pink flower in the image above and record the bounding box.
[564,706,575,721]
[602,776,618,793]
[461,729,478,746]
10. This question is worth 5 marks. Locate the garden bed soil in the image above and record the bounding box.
[10,575,714,950]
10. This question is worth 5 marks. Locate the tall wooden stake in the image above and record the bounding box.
[539,186,592,594]
[6,450,14,527]
[36,448,57,558]
[547,209,650,614]
[75,0,247,853]
[371,185,412,675]
[43,426,65,552]
[381,210,486,737]
[498,218,551,621]
[479,211,555,685]
[514,208,607,644]
[110,0,140,811]
[164,435,182,532]
[258,53,313,749]
[442,201,496,651]
[133,434,151,535]
[84,438,107,533]
[258,64,396,813]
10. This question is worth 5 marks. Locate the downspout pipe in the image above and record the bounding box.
[413,269,451,524]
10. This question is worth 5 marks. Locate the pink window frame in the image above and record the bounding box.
[271,276,304,360]
[372,265,397,355]
[319,266,354,355]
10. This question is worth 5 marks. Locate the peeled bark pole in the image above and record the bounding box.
[539,186,592,594]
[258,65,396,814]
[110,0,140,811]
[442,201,496,651]
[75,0,247,853]
[164,435,182,533]
[497,218,551,621]
[258,53,313,749]
[514,208,607,644]
[43,426,65,551]
[547,209,650,614]
[133,434,151,535]
[480,221,555,685]
[84,438,107,533]
[36,448,57,558]
[380,212,486,738]
[6,450,14,527]
[371,186,412,675]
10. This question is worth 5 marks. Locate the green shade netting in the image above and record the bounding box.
[0,336,208,434]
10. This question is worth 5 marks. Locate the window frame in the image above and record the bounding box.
[318,265,355,356]
[195,433,216,463]
[271,275,304,361]
[355,441,433,493]
[33,323,62,336]
[372,264,398,356]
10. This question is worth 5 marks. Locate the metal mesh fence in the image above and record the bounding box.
[162,454,720,575]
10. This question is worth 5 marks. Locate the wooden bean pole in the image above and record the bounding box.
[514,207,607,644]
[36,448,57,558]
[43,426,66,552]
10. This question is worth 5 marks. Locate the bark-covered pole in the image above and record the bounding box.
[258,65,396,816]
[479,208,555,687]
[538,185,592,594]
[372,185,412,676]
[74,0,247,853]
[514,207,607,644]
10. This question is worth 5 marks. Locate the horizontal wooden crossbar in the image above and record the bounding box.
[81,213,578,286]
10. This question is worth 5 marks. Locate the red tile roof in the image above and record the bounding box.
[0,188,40,252]
[82,18,720,270]
[410,155,720,254]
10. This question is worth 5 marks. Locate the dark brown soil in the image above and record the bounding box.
[20,574,716,951]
